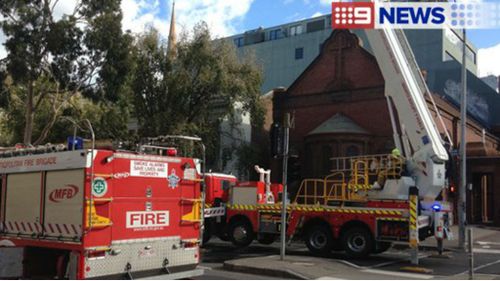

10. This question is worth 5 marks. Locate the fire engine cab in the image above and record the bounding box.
[0,139,204,279]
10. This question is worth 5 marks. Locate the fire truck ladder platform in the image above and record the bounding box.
[295,154,405,205]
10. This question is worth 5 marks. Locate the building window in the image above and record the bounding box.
[269,29,281,41]
[290,25,303,36]
[466,46,476,64]
[346,145,360,157]
[444,51,454,62]
[327,16,332,28]
[295,47,304,60]
[221,180,234,191]
[322,145,333,176]
[307,19,325,33]
[234,37,244,47]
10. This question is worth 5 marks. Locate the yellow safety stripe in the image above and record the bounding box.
[348,184,374,191]
[409,196,418,231]
[377,217,408,222]
[226,204,403,216]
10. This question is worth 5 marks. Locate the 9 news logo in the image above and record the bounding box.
[332,2,375,29]
[332,1,500,30]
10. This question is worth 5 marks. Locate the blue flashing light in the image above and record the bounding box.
[432,203,442,212]
[67,136,84,150]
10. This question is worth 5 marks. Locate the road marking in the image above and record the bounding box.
[472,248,500,254]
[368,253,431,269]
[332,251,432,270]
[333,260,363,270]
[361,268,433,279]
[473,259,500,272]
[455,259,500,277]
[197,266,213,271]
[477,241,500,246]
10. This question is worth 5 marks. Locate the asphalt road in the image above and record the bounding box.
[197,237,500,280]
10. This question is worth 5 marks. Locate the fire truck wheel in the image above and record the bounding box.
[229,220,254,247]
[203,225,212,245]
[342,227,373,258]
[258,234,276,245]
[305,225,334,256]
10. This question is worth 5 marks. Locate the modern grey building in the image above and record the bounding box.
[225,14,479,94]
[481,75,500,93]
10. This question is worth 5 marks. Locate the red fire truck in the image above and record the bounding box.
[204,159,451,258]
[0,139,204,279]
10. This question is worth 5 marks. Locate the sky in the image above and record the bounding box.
[0,0,499,77]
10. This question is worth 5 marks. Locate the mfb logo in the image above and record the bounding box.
[48,185,79,203]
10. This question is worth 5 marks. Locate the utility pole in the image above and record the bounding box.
[280,113,291,261]
[458,29,468,250]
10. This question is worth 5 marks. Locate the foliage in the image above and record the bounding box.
[131,23,264,168]
[0,79,130,146]
[0,5,265,176]
[0,0,133,145]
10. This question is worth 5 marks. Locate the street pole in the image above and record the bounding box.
[280,113,291,261]
[458,29,468,250]
[468,228,474,280]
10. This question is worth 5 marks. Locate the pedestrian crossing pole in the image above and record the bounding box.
[409,186,419,265]
[280,113,291,261]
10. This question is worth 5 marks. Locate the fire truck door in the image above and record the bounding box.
[3,172,43,236]
[44,169,84,239]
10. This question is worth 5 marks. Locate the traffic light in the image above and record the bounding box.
[270,122,283,158]
[450,185,456,193]
[447,183,457,198]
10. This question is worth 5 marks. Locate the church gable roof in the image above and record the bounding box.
[308,113,370,136]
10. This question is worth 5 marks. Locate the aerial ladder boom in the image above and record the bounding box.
[355,12,449,200]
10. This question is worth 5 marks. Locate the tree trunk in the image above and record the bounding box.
[33,109,59,146]
[23,82,34,145]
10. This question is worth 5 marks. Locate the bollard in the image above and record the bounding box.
[409,186,419,265]
[468,228,474,280]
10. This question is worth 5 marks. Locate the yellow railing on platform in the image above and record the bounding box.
[331,154,404,177]
[294,172,350,204]
[293,154,405,205]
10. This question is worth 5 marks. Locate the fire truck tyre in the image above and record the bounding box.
[229,220,254,247]
[373,242,392,254]
[203,224,212,245]
[305,225,334,256]
[258,234,276,245]
[342,227,373,258]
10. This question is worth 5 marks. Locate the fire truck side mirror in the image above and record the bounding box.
[271,123,283,158]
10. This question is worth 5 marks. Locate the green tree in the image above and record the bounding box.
[131,23,264,166]
[0,0,132,145]
[0,74,131,146]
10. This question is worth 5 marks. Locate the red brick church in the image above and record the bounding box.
[261,30,500,226]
